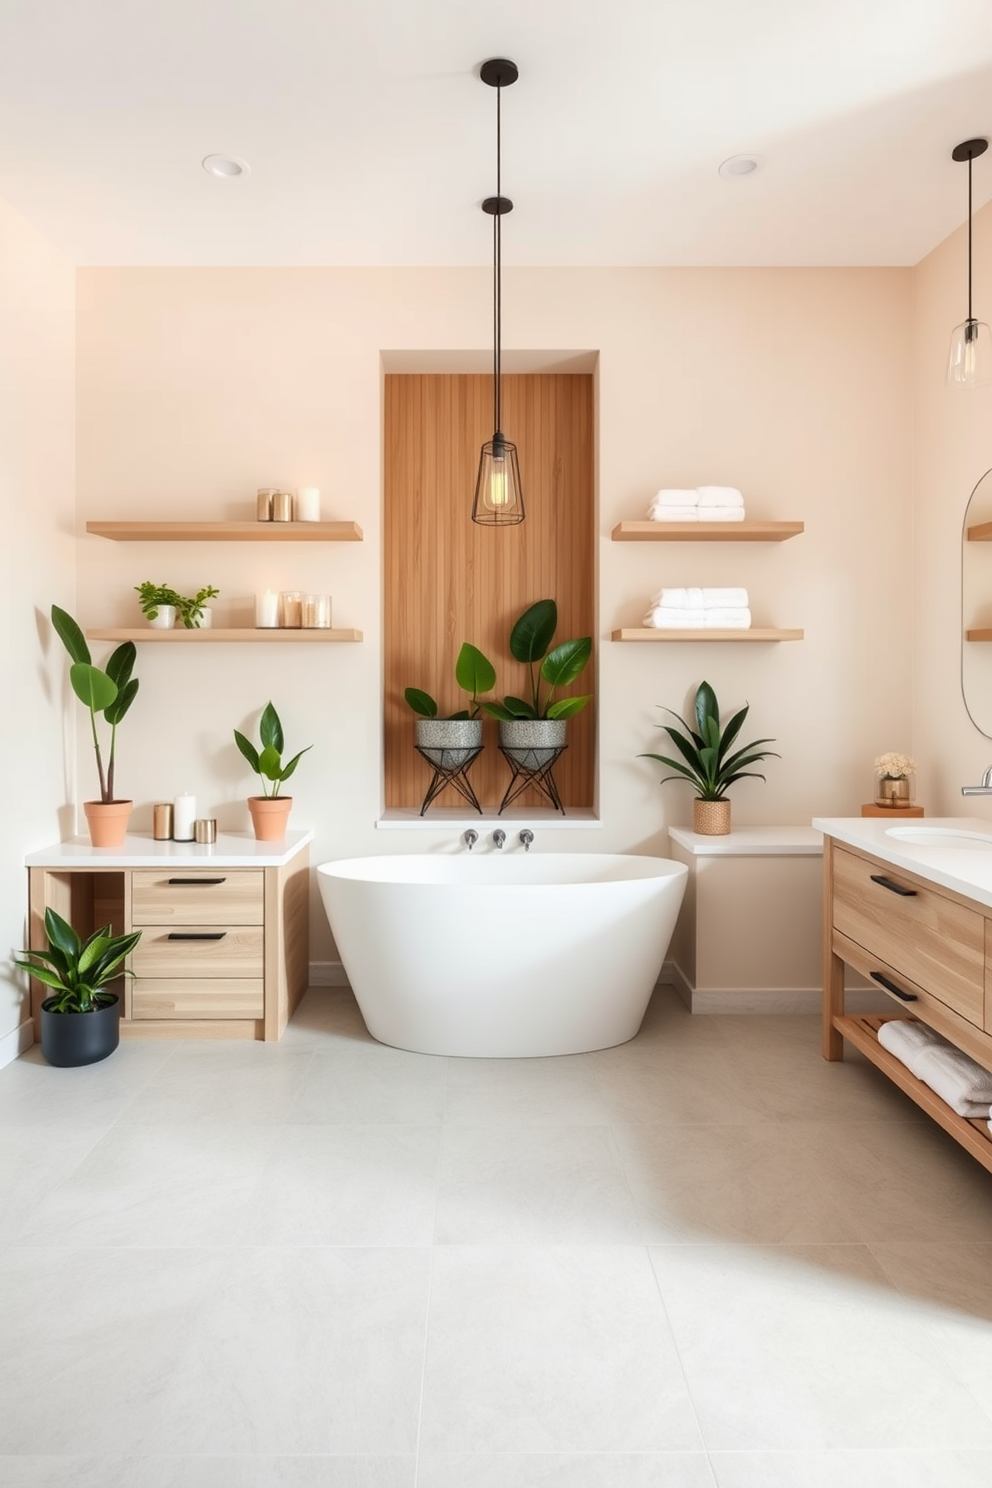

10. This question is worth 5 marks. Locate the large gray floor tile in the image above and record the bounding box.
[287,1044,446,1124]
[0,1460,134,1488]
[128,1456,416,1487]
[709,1448,992,1487]
[418,1453,717,1487]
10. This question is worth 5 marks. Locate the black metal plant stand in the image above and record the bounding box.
[497,744,567,815]
[415,744,484,817]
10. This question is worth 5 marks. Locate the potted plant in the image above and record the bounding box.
[640,679,778,835]
[135,582,219,629]
[51,605,140,847]
[14,908,141,1067]
[482,599,592,769]
[405,642,497,769]
[873,752,916,808]
[234,701,312,840]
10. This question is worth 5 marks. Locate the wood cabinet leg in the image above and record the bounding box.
[822,837,844,1060]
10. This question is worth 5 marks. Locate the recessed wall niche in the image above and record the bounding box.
[383,368,595,810]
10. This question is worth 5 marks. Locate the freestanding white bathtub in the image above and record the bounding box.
[316,853,688,1057]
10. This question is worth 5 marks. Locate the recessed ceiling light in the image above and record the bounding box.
[202,154,250,179]
[719,155,761,179]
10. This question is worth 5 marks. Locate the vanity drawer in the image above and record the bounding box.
[131,979,264,1020]
[131,925,264,980]
[833,847,985,1026]
[131,870,264,926]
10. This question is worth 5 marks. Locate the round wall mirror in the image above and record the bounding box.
[962,467,992,738]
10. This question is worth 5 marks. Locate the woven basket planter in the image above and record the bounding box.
[693,798,731,835]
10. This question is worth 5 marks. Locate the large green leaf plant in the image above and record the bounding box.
[482,599,592,721]
[234,702,312,798]
[15,908,141,1014]
[404,642,497,720]
[51,605,139,803]
[641,680,778,801]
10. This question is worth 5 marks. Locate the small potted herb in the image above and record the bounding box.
[51,606,140,846]
[482,599,592,770]
[14,908,141,1067]
[405,642,497,769]
[176,585,220,629]
[135,582,219,629]
[234,701,312,839]
[640,679,778,835]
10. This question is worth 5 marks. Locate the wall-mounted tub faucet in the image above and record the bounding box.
[962,767,992,795]
[463,829,479,850]
[519,829,534,851]
[492,829,506,850]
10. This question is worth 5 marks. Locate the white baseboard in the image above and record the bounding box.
[658,962,890,1015]
[0,1017,34,1069]
[308,961,352,988]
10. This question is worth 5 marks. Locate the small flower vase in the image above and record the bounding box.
[874,772,912,808]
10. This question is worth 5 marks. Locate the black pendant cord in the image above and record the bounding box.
[493,80,502,438]
[969,152,974,325]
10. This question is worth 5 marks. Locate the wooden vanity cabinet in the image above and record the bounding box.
[822,834,992,1175]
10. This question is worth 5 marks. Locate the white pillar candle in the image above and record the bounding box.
[173,793,196,841]
[295,486,321,522]
[255,590,279,628]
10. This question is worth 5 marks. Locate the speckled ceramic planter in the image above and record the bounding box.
[415,718,483,770]
[498,718,568,772]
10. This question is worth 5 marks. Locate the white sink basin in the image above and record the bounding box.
[886,825,992,850]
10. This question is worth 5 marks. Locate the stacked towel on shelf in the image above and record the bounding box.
[878,1018,992,1117]
[643,587,751,630]
[696,486,746,522]
[647,489,699,521]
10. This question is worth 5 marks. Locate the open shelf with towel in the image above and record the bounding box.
[835,1013,992,1177]
[612,627,802,642]
[612,521,804,542]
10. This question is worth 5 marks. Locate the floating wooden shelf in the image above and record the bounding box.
[86,628,362,643]
[611,521,804,542]
[966,630,992,641]
[611,627,803,642]
[967,522,992,542]
[85,520,363,542]
[835,1013,992,1177]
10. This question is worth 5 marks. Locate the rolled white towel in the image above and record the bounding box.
[877,1018,946,1075]
[648,506,699,522]
[703,608,751,629]
[697,486,744,507]
[914,1044,992,1116]
[643,606,706,629]
[653,488,699,506]
[653,587,749,610]
[697,507,746,522]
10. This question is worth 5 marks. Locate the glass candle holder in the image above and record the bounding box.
[302,593,332,628]
[271,490,293,522]
[256,487,276,521]
[279,590,303,628]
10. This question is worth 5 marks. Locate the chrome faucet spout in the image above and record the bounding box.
[492,829,506,849]
[962,766,992,795]
[463,829,479,850]
[519,829,534,851]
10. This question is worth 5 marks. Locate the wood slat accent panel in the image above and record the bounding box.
[384,373,595,809]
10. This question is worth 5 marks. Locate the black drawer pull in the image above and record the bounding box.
[166,932,227,941]
[167,877,227,886]
[870,971,918,1002]
[869,874,917,898]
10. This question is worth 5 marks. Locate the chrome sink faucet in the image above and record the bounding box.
[492,829,506,849]
[962,766,992,795]
[519,829,534,851]
[463,829,479,850]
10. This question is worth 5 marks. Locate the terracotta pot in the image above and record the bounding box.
[694,798,731,836]
[248,795,293,841]
[83,799,133,848]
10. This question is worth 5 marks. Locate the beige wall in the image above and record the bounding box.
[0,198,76,1049]
[75,265,914,962]
[912,199,992,813]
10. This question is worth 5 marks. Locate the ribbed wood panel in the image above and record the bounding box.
[384,374,594,810]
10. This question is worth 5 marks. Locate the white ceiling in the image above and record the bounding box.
[2,0,992,267]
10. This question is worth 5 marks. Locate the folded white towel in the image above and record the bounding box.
[877,1018,945,1074]
[697,486,744,507]
[654,587,749,610]
[914,1045,992,1116]
[704,609,751,629]
[648,506,699,522]
[653,488,699,506]
[697,507,746,522]
[644,607,707,629]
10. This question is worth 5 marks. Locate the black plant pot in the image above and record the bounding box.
[40,994,121,1068]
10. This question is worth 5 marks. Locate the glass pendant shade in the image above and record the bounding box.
[472,434,524,525]
[947,317,992,387]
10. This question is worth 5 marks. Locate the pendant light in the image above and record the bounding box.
[947,137,992,387]
[472,58,524,526]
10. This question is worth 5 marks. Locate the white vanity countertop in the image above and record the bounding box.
[813,816,992,909]
[669,825,823,857]
[25,829,313,870]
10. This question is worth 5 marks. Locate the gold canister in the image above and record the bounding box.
[279,590,303,627]
[256,487,276,521]
[271,490,293,522]
[152,802,174,840]
[193,818,217,844]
